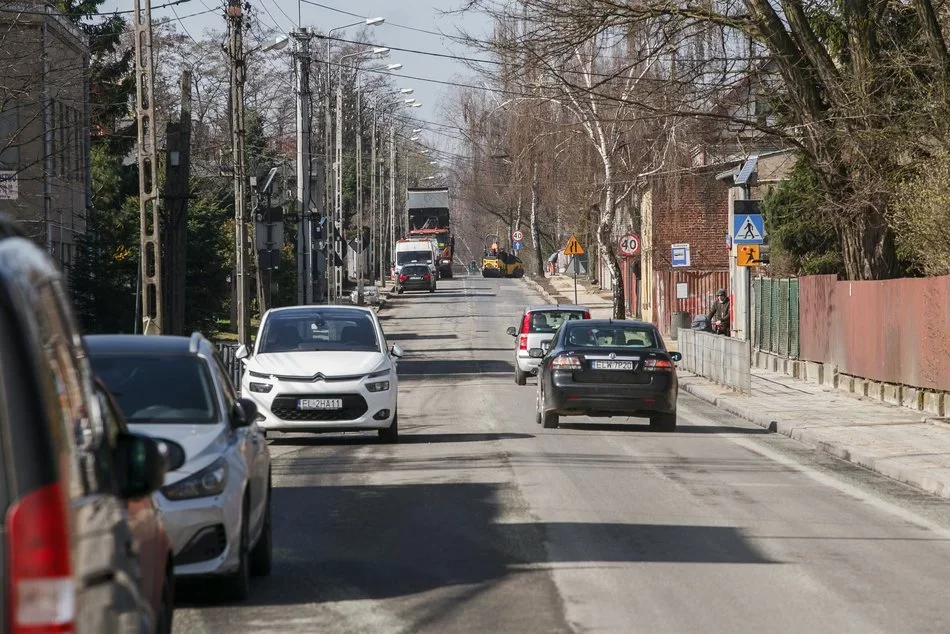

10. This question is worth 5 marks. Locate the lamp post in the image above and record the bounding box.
[323,17,383,302]
[334,47,390,302]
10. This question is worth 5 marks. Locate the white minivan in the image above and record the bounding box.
[506,305,591,385]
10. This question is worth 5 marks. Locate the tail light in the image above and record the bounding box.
[520,313,531,334]
[423,273,431,281]
[518,334,528,350]
[8,482,75,633]
[644,359,674,372]
[398,274,407,282]
[583,312,591,319]
[551,355,583,370]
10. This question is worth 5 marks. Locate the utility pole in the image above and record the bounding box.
[227,0,249,345]
[334,62,344,301]
[370,106,377,286]
[356,84,364,304]
[293,28,313,304]
[389,124,396,272]
[133,0,163,335]
[324,34,333,304]
[162,70,192,335]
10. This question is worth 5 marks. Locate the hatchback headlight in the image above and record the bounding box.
[248,382,273,393]
[367,380,390,392]
[162,457,228,500]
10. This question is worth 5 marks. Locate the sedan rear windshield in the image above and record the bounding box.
[90,355,219,424]
[402,266,430,276]
[564,325,659,349]
[526,310,587,334]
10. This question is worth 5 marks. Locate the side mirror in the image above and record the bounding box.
[528,348,545,359]
[231,398,258,429]
[155,438,187,471]
[670,351,682,362]
[115,433,167,499]
[235,344,250,361]
[390,344,404,358]
[506,326,517,337]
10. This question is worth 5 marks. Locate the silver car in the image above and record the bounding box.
[506,305,590,385]
[86,333,272,602]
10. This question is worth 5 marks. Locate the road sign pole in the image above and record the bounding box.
[573,256,578,304]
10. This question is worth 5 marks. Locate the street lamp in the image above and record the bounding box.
[323,18,384,303]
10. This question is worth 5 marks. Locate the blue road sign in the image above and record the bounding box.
[733,213,765,244]
[513,240,524,251]
[671,243,691,268]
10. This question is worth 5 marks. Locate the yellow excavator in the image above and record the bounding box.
[482,233,524,278]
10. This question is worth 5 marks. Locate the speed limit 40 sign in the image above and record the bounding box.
[512,230,524,242]
[618,233,641,257]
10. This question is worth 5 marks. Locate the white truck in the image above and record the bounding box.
[393,238,438,278]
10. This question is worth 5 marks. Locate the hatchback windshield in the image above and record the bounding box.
[258,309,380,354]
[396,251,432,266]
[526,310,587,334]
[563,324,659,349]
[91,355,218,424]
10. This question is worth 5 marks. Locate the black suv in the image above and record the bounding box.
[0,216,169,632]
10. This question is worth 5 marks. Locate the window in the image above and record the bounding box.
[564,324,659,349]
[258,308,380,353]
[0,99,19,167]
[90,354,219,425]
[526,310,587,334]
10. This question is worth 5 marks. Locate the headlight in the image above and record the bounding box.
[248,382,273,393]
[161,457,228,500]
[367,380,390,392]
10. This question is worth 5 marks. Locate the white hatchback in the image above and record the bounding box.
[507,305,590,385]
[237,305,403,442]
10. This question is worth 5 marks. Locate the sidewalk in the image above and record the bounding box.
[532,274,614,317]
[680,369,950,499]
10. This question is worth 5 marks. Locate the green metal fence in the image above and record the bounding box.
[753,277,799,359]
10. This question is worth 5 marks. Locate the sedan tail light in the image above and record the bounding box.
[551,354,583,370]
[7,482,75,633]
[644,359,674,372]
[423,273,431,281]
[398,274,408,282]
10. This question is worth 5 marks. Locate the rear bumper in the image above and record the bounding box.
[398,281,433,291]
[546,377,677,417]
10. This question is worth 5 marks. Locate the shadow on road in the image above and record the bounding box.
[556,422,771,435]
[267,431,535,447]
[397,359,515,375]
[388,332,460,341]
[177,481,776,608]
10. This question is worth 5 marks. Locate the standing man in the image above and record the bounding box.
[707,289,731,335]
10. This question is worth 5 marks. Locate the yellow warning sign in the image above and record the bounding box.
[564,235,584,256]
[737,244,760,267]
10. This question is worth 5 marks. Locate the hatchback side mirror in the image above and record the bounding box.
[390,344,404,358]
[528,348,545,359]
[506,326,517,337]
[670,352,682,362]
[231,398,258,429]
[115,433,167,499]
[235,344,250,361]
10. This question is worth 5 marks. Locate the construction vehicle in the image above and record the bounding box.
[481,234,524,278]
[407,187,454,278]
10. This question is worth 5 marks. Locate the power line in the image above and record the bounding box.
[298,0,448,38]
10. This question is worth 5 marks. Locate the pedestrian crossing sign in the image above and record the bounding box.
[733,214,764,244]
[564,235,584,256]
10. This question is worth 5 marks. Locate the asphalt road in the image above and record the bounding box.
[175,276,950,634]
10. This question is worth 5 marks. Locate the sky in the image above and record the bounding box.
[110,0,496,158]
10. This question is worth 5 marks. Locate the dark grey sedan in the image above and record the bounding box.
[396,263,436,293]
[533,319,681,431]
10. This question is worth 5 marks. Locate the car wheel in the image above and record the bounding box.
[249,479,273,576]
[220,497,251,601]
[429,287,435,293]
[535,387,543,425]
[397,288,404,294]
[650,412,677,432]
[515,365,527,386]
[379,413,399,443]
[155,563,174,634]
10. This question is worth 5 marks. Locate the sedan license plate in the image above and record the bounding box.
[410,276,422,280]
[592,360,634,371]
[298,398,343,410]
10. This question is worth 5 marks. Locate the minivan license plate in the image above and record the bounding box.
[592,360,634,371]
[298,398,343,410]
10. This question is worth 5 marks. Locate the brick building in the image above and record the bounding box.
[0,2,90,273]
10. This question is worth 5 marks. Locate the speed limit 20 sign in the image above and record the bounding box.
[618,233,641,257]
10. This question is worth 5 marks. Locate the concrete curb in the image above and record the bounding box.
[679,375,950,499]
[523,276,559,304]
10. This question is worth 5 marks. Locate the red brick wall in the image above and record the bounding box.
[650,170,730,271]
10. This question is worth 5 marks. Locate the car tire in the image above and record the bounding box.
[535,387,543,425]
[220,497,251,602]
[379,413,399,443]
[155,563,174,634]
[650,412,677,432]
[249,479,273,577]
[515,365,527,386]
[542,409,559,429]
[429,287,435,293]
[397,288,404,295]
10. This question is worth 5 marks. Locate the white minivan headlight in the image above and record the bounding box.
[162,457,229,500]
[366,368,391,392]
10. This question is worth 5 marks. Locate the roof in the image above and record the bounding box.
[565,318,658,329]
[84,334,199,355]
[265,305,374,317]
[526,304,590,312]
